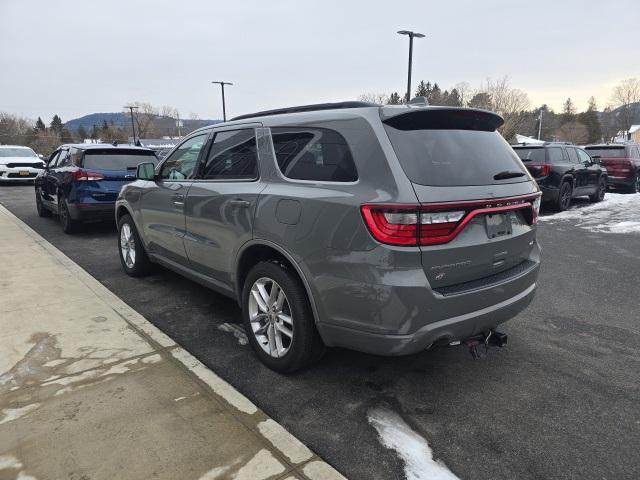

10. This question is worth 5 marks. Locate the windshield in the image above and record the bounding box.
[584,147,626,158]
[384,127,528,186]
[514,148,546,163]
[82,150,157,170]
[0,147,38,158]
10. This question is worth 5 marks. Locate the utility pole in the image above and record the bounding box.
[397,30,425,103]
[176,112,182,137]
[123,105,139,145]
[537,110,543,140]
[211,81,233,121]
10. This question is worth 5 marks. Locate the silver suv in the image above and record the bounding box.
[116,101,542,372]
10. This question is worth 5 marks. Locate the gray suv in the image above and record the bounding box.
[115,101,542,372]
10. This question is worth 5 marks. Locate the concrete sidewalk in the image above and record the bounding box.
[0,205,346,480]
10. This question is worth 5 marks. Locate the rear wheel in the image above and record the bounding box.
[58,196,78,233]
[629,174,640,194]
[242,261,324,373]
[554,181,573,211]
[589,178,606,203]
[117,214,153,277]
[35,188,51,217]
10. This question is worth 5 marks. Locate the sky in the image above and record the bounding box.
[1,0,638,123]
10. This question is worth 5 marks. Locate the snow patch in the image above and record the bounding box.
[368,408,460,480]
[0,404,39,425]
[218,323,248,345]
[539,193,640,234]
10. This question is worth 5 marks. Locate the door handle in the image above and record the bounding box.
[172,194,185,206]
[228,199,251,208]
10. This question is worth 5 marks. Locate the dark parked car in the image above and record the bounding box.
[513,142,607,211]
[35,144,158,233]
[584,143,640,193]
[116,102,542,372]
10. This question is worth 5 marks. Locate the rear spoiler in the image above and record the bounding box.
[381,107,504,132]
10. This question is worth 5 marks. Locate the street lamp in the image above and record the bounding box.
[123,105,139,145]
[211,81,233,122]
[397,30,425,103]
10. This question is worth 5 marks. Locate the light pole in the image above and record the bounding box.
[211,81,233,122]
[397,30,425,103]
[123,105,139,145]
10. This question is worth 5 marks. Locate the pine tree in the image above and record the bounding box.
[579,96,602,143]
[387,92,402,105]
[90,124,100,141]
[34,117,46,132]
[101,120,109,134]
[561,98,576,123]
[429,83,442,105]
[447,89,462,107]
[414,80,430,98]
[77,125,88,141]
[50,115,64,134]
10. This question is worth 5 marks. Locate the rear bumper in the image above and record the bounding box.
[67,202,115,221]
[606,176,634,189]
[539,185,560,203]
[317,282,536,355]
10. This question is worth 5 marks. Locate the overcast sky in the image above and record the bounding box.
[1,0,638,123]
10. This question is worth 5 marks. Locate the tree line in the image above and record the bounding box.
[360,76,640,144]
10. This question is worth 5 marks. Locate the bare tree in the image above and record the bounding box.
[556,121,588,144]
[0,112,34,145]
[358,93,389,105]
[474,76,530,141]
[610,78,640,133]
[124,102,158,139]
[453,82,472,106]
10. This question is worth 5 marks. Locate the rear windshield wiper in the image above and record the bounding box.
[493,170,526,180]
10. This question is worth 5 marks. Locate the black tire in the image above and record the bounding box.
[35,188,52,217]
[628,174,640,194]
[554,181,573,211]
[58,196,78,233]
[242,261,325,373]
[117,214,153,277]
[589,178,607,203]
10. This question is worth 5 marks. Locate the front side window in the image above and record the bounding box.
[271,127,358,182]
[577,149,592,164]
[159,133,208,180]
[48,151,60,167]
[56,149,70,167]
[201,129,258,180]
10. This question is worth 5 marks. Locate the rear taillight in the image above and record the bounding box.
[528,163,551,177]
[361,194,541,246]
[72,170,104,181]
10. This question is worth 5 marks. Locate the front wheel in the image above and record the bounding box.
[629,174,640,194]
[242,261,324,373]
[589,178,606,203]
[36,188,52,217]
[117,214,153,277]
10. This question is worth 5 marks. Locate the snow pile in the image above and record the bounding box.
[368,407,460,480]
[539,193,640,234]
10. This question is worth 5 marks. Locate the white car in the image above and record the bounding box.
[0,145,46,182]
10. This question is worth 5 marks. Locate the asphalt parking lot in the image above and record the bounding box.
[1,184,639,480]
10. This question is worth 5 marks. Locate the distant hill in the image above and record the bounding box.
[64,112,221,134]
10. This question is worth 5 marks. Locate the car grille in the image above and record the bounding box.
[7,172,38,178]
[433,259,537,296]
[6,163,44,169]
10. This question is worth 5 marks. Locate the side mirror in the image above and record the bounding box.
[136,162,156,180]
[591,155,601,165]
[38,154,44,159]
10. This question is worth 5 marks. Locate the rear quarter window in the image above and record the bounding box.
[82,149,158,170]
[271,127,358,182]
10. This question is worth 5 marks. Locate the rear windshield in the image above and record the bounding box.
[384,116,527,186]
[584,147,626,158]
[82,149,157,170]
[514,148,546,163]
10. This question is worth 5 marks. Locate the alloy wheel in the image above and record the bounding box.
[120,223,136,268]
[598,181,606,200]
[561,184,572,209]
[248,277,293,358]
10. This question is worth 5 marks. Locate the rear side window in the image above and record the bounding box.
[83,149,157,170]
[514,148,546,163]
[566,148,580,164]
[383,111,526,186]
[547,147,565,163]
[584,147,626,158]
[201,129,258,180]
[271,127,357,182]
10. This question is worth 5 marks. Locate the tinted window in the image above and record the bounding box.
[69,148,82,166]
[548,147,565,163]
[566,148,580,164]
[271,127,357,182]
[48,151,60,167]
[83,149,157,170]
[514,148,546,163]
[384,126,526,186]
[577,149,592,164]
[201,129,258,180]
[160,134,208,180]
[584,147,626,158]
[56,150,70,167]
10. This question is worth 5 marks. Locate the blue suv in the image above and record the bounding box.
[35,144,157,233]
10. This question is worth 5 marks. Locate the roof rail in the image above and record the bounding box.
[230,101,380,121]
